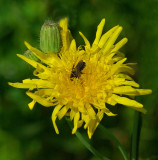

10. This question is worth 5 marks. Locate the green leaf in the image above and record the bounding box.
[98,124,130,160]
[131,111,142,160]
[66,118,110,160]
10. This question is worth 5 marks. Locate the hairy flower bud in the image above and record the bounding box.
[40,21,61,53]
[24,50,39,62]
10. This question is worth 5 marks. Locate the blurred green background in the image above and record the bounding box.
[0,0,158,159]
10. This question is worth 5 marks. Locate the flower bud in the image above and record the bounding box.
[24,50,39,62]
[40,21,61,53]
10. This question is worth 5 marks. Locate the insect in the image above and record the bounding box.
[70,60,86,80]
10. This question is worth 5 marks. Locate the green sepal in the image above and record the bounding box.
[40,20,61,53]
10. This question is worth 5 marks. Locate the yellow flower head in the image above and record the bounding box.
[9,18,152,139]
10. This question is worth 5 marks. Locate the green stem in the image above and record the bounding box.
[98,124,130,160]
[131,111,142,160]
[66,118,110,160]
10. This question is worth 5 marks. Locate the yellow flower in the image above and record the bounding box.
[9,18,152,139]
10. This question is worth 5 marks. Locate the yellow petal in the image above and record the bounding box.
[132,107,147,114]
[85,104,96,119]
[70,109,76,120]
[87,110,106,139]
[113,86,152,96]
[9,79,54,90]
[104,107,117,116]
[87,119,96,139]
[82,114,90,129]
[135,89,152,95]
[116,57,127,65]
[116,74,133,80]
[113,86,138,95]
[26,92,54,107]
[111,38,128,52]
[77,102,87,113]
[17,54,47,70]
[25,41,46,59]
[51,104,63,134]
[28,100,36,110]
[59,17,68,31]
[72,112,80,134]
[118,80,139,88]
[59,18,70,50]
[102,26,123,53]
[8,82,35,89]
[112,51,125,62]
[97,110,104,121]
[77,120,84,128]
[58,104,69,120]
[35,88,56,97]
[23,79,54,89]
[98,25,119,48]
[107,97,117,106]
[33,65,51,79]
[25,41,61,67]
[112,94,143,108]
[79,32,91,50]
[109,58,127,77]
[92,19,105,46]
[69,39,76,52]
[118,65,135,75]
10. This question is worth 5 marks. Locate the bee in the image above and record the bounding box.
[70,60,86,80]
